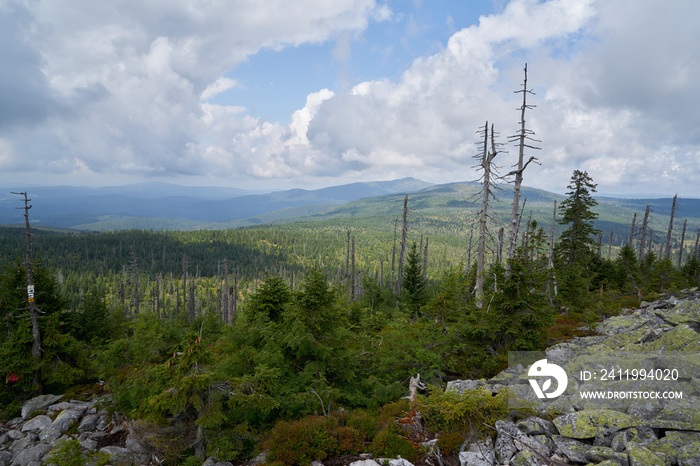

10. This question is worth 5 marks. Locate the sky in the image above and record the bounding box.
[1,0,699,197]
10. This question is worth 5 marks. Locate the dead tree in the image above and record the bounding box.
[11,192,43,393]
[664,194,678,260]
[474,122,502,308]
[422,237,429,281]
[391,218,398,290]
[506,64,541,270]
[350,235,356,302]
[608,231,613,261]
[395,196,409,295]
[547,200,558,304]
[678,219,687,268]
[629,212,637,246]
[129,247,139,315]
[639,206,651,265]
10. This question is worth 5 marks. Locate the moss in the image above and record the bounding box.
[553,409,635,439]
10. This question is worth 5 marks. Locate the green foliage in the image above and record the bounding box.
[416,387,509,441]
[44,437,110,466]
[401,242,427,317]
[556,170,600,268]
[265,415,363,465]
[246,275,291,323]
[369,423,420,462]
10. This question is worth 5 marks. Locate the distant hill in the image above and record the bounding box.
[0,178,433,230]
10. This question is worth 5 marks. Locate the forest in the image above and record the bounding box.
[1,168,699,464]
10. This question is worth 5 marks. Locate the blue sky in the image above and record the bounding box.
[1,0,699,197]
[217,1,497,124]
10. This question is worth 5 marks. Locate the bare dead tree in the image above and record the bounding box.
[129,247,139,315]
[547,200,558,304]
[11,192,43,393]
[497,227,504,264]
[639,206,651,265]
[695,229,700,260]
[608,231,613,261]
[474,122,502,308]
[422,237,429,281]
[391,218,398,290]
[506,64,541,270]
[664,194,678,260]
[350,235,356,302]
[395,196,409,295]
[629,212,637,246]
[678,219,687,268]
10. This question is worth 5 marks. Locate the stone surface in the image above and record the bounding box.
[553,408,635,439]
[20,394,62,419]
[19,416,51,434]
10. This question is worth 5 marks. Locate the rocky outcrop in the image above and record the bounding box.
[446,293,700,466]
[0,395,153,466]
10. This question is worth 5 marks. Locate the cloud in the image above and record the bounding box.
[1,0,699,197]
[0,0,382,181]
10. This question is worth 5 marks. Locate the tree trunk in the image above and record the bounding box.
[678,219,687,268]
[639,206,650,265]
[506,64,540,269]
[664,194,678,260]
[629,212,637,246]
[12,192,43,394]
[396,196,409,295]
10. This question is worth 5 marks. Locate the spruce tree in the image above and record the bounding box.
[401,242,426,317]
[556,170,600,267]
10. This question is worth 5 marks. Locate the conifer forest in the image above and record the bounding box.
[1,167,699,464]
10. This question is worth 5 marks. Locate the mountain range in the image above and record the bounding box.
[1,178,699,239]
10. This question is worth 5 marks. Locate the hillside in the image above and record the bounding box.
[0,178,433,230]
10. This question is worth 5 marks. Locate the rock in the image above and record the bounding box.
[678,441,700,466]
[19,415,51,433]
[8,443,51,466]
[20,394,62,419]
[553,408,635,439]
[349,460,381,466]
[39,409,81,442]
[445,379,488,394]
[610,426,658,452]
[389,458,413,466]
[99,445,130,458]
[552,436,629,466]
[0,451,12,466]
[458,450,492,466]
[77,413,100,433]
[627,442,665,466]
[509,449,540,466]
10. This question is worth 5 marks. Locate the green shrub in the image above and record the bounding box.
[416,387,508,440]
[437,431,464,454]
[265,415,363,465]
[44,438,110,466]
[346,409,380,441]
[369,423,420,463]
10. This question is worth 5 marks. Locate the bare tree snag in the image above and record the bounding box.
[664,194,678,260]
[391,218,398,291]
[474,122,501,308]
[629,212,637,246]
[547,200,558,304]
[506,64,541,270]
[608,231,613,261]
[639,206,651,265]
[678,219,687,268]
[396,196,409,295]
[422,237,429,281]
[12,192,43,394]
[497,227,504,264]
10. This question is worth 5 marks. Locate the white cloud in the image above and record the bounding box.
[1,0,700,197]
